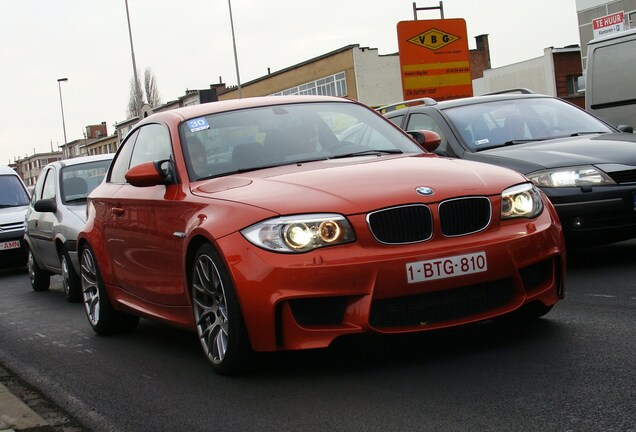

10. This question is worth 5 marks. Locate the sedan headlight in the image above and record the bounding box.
[527,166,615,187]
[501,183,543,219]
[241,214,355,253]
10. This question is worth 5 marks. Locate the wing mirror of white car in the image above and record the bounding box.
[33,198,57,213]
[617,125,634,133]
[407,130,441,152]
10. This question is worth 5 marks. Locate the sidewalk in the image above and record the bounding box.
[0,382,54,432]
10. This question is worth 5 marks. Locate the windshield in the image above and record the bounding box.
[61,159,111,203]
[0,174,30,207]
[179,101,422,181]
[444,97,615,151]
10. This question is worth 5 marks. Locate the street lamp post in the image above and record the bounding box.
[228,0,242,98]
[57,78,69,146]
[125,0,141,116]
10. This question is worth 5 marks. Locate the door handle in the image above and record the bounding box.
[111,207,124,217]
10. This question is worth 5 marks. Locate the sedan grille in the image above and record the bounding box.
[439,197,491,236]
[369,279,513,328]
[605,168,636,184]
[0,221,25,233]
[367,204,433,244]
[367,197,492,244]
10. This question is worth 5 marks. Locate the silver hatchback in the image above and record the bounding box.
[25,154,113,301]
[0,165,30,269]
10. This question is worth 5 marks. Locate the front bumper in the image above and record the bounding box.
[0,234,28,269]
[545,184,636,246]
[217,208,565,352]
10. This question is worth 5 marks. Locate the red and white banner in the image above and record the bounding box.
[592,11,625,39]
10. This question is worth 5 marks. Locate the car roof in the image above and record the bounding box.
[429,93,551,110]
[384,93,553,115]
[0,165,21,176]
[48,153,114,170]
[140,95,357,124]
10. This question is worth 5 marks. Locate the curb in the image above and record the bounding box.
[0,383,53,432]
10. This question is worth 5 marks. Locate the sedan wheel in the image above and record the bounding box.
[80,245,139,335]
[61,251,81,303]
[191,244,250,375]
[27,248,50,291]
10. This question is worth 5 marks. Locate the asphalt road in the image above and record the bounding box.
[1,240,635,432]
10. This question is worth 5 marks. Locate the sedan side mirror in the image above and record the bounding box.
[408,130,442,152]
[33,198,57,213]
[125,160,172,187]
[617,125,634,133]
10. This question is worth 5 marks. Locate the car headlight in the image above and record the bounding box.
[241,214,355,253]
[501,183,544,219]
[527,166,615,187]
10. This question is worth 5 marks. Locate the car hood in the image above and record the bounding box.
[0,205,28,224]
[469,133,636,174]
[193,154,526,215]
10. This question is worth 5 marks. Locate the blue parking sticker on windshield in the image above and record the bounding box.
[187,117,210,132]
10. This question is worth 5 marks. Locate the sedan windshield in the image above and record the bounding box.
[180,101,422,181]
[0,175,30,207]
[444,97,615,151]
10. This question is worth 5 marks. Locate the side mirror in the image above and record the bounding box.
[408,130,442,152]
[125,160,171,187]
[33,198,57,213]
[617,125,634,133]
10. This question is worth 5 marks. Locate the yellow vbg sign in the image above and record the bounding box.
[397,19,472,102]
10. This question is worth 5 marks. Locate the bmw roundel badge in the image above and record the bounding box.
[415,186,434,196]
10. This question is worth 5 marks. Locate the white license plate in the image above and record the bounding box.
[406,251,487,284]
[0,239,21,251]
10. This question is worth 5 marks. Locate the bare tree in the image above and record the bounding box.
[126,75,144,119]
[144,68,162,108]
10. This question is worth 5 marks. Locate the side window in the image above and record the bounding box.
[406,113,449,154]
[33,168,49,201]
[129,124,172,168]
[386,114,404,127]
[41,169,56,200]
[109,130,139,183]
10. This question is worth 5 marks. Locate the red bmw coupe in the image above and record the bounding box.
[78,95,566,374]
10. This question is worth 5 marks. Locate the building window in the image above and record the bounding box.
[271,72,347,97]
[566,74,584,96]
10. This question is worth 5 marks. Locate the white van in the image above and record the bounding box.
[585,28,636,129]
[0,165,30,269]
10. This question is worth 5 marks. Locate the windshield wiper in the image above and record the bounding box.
[569,131,607,136]
[501,139,544,146]
[65,197,87,203]
[331,149,403,159]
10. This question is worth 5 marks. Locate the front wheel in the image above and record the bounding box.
[80,245,139,335]
[191,243,251,375]
[27,248,50,291]
[61,251,81,302]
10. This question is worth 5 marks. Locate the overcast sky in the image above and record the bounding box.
[0,0,580,164]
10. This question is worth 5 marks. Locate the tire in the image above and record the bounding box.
[27,248,50,292]
[191,243,251,375]
[80,245,139,335]
[61,251,81,303]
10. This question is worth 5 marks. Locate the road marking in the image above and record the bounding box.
[584,294,616,298]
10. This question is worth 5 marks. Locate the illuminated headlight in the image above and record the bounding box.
[501,183,544,219]
[241,214,355,253]
[527,166,615,187]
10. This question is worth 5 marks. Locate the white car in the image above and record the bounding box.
[24,154,113,301]
[0,165,30,269]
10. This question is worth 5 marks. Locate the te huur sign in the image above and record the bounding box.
[397,18,472,102]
